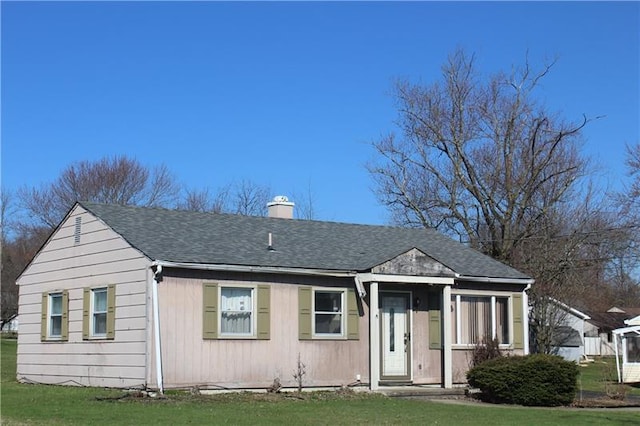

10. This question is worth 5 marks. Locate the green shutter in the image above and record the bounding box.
[41,292,48,341]
[203,283,218,339]
[256,285,270,340]
[106,285,116,340]
[61,290,69,341]
[82,288,90,340]
[298,287,312,340]
[347,288,359,340]
[512,293,524,349]
[428,291,442,349]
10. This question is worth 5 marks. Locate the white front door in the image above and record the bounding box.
[380,293,410,379]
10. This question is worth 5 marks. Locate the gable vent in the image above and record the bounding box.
[74,217,82,244]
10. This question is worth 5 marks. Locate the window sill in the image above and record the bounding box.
[452,344,512,350]
[310,335,347,340]
[218,335,256,340]
[83,335,115,341]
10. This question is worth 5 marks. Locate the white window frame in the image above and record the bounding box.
[219,285,256,338]
[312,288,345,338]
[451,291,512,348]
[48,292,63,339]
[91,287,108,338]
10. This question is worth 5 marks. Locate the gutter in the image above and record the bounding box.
[455,274,535,286]
[153,258,367,297]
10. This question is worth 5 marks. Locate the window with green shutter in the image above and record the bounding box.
[299,286,360,340]
[82,285,116,340]
[203,283,270,340]
[41,290,69,342]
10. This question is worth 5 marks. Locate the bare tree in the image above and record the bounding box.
[367,49,624,353]
[369,50,594,261]
[625,143,640,205]
[19,155,180,229]
[231,179,271,216]
[179,180,271,217]
[177,187,229,213]
[292,182,317,220]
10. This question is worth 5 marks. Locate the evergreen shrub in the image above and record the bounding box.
[466,354,578,406]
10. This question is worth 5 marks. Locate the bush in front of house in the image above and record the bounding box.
[466,354,579,406]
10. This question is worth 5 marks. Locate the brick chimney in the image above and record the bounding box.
[267,195,294,219]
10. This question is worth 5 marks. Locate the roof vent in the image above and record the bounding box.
[267,195,294,219]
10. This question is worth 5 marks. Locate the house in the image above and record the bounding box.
[542,299,591,362]
[583,310,630,357]
[613,315,640,383]
[16,198,533,392]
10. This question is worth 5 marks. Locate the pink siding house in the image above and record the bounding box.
[17,198,533,392]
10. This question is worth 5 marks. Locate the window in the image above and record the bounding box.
[92,288,108,337]
[220,287,254,336]
[41,290,68,341]
[49,293,63,338]
[451,294,511,345]
[202,283,270,340]
[298,286,359,340]
[627,336,640,363]
[314,290,344,336]
[83,285,116,340]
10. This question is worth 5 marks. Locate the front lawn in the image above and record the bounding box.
[2,338,638,425]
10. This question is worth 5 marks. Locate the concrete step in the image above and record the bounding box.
[377,386,468,398]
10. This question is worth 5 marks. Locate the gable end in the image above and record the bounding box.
[372,248,456,277]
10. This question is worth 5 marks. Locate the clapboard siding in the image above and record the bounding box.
[18,341,145,355]
[17,205,150,388]
[20,258,148,281]
[157,273,370,389]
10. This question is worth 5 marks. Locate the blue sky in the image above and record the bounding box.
[2,1,639,225]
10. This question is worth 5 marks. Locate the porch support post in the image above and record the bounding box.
[442,284,453,389]
[370,281,380,391]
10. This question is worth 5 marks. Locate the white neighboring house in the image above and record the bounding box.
[613,315,640,383]
[548,300,590,362]
[1,315,19,333]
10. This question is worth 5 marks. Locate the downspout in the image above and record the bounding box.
[152,263,164,394]
[353,274,366,298]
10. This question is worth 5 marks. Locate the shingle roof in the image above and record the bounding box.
[79,202,530,280]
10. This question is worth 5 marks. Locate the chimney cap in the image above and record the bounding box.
[267,195,294,206]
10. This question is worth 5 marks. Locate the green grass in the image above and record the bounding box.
[577,357,640,397]
[1,338,638,425]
